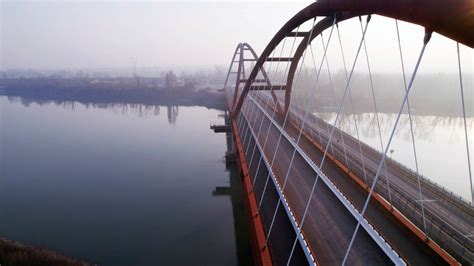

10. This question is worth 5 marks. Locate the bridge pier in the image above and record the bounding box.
[230,112,273,266]
[209,98,273,265]
[211,112,236,165]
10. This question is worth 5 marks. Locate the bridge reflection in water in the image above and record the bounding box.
[223,1,473,265]
[213,112,253,266]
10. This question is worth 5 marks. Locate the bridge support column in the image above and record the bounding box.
[224,90,272,266]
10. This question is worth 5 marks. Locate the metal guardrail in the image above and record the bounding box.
[286,107,473,215]
[239,100,317,265]
[286,101,472,213]
[290,113,474,264]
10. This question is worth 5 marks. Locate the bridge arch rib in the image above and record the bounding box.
[231,0,474,117]
[223,42,272,110]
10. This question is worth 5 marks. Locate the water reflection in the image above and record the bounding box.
[315,112,473,200]
[318,112,473,142]
[0,96,246,265]
[167,106,179,124]
[5,96,186,124]
[212,111,253,266]
[213,164,253,266]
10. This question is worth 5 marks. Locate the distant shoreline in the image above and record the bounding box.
[1,77,471,117]
[0,78,226,111]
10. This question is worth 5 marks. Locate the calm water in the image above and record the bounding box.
[0,97,252,265]
[318,112,473,202]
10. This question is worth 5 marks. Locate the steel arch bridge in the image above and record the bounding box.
[222,0,474,265]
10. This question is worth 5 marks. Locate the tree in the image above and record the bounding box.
[165,71,177,88]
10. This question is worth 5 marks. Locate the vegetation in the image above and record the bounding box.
[0,75,226,110]
[0,237,93,266]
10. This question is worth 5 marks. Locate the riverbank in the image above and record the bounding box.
[0,78,226,110]
[0,237,93,266]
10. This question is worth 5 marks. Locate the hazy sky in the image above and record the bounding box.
[1,1,309,70]
[1,0,472,73]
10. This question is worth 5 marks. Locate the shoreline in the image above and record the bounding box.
[0,237,93,266]
[0,81,226,111]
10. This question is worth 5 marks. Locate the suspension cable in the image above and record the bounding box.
[311,32,338,158]
[236,96,248,136]
[358,17,393,204]
[264,17,319,247]
[242,93,261,152]
[237,92,250,135]
[248,46,279,181]
[242,96,255,145]
[322,31,351,173]
[457,42,473,205]
[257,25,301,210]
[308,43,328,149]
[251,41,287,215]
[250,46,286,183]
[286,15,372,265]
[334,24,369,186]
[342,29,432,264]
[289,40,320,155]
[244,93,263,154]
[395,19,428,232]
[251,38,288,189]
[321,32,345,162]
[286,16,344,264]
[286,54,305,129]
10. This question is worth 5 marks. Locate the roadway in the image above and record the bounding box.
[237,91,450,265]
[258,91,473,264]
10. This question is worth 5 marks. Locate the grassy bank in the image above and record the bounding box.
[0,237,93,266]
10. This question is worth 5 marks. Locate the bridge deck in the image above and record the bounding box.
[237,92,455,265]
[264,91,473,263]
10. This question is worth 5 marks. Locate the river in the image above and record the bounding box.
[0,96,252,265]
[318,111,473,202]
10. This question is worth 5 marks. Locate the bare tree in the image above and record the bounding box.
[131,57,140,87]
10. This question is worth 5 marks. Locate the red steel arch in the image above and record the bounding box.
[231,0,474,116]
[224,42,272,109]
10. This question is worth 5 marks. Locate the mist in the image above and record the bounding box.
[1,1,308,70]
[2,1,472,74]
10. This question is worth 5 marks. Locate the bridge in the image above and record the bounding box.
[219,1,473,265]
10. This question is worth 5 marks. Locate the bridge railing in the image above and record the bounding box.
[286,107,474,263]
